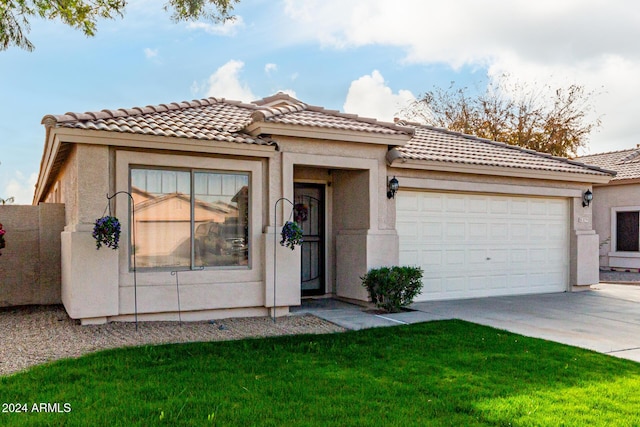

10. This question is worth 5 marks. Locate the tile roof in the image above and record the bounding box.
[40,93,611,178]
[41,93,410,146]
[392,123,613,177]
[42,98,271,146]
[575,148,640,181]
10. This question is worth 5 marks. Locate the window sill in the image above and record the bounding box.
[608,252,640,258]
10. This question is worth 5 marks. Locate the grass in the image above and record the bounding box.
[1,320,640,426]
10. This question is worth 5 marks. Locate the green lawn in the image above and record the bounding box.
[2,320,640,426]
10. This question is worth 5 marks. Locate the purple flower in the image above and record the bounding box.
[93,216,121,250]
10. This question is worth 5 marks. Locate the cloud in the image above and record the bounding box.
[187,16,245,36]
[205,60,256,102]
[265,63,277,75]
[3,171,37,205]
[284,0,640,152]
[343,70,415,122]
[144,48,158,59]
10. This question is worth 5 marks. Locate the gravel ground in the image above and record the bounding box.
[600,269,640,283]
[0,305,346,377]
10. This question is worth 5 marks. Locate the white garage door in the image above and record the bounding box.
[397,191,569,301]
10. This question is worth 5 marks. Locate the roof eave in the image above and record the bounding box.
[245,122,412,145]
[594,177,640,187]
[32,125,278,204]
[388,157,614,184]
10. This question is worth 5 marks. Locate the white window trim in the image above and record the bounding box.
[115,150,263,286]
[609,205,640,257]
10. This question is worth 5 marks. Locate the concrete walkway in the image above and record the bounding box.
[294,283,640,363]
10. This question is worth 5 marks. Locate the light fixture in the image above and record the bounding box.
[387,176,399,199]
[582,189,593,207]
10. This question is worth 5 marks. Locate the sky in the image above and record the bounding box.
[1,0,638,204]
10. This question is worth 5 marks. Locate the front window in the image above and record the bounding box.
[131,168,249,269]
[616,211,640,252]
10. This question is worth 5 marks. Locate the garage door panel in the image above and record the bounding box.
[490,199,509,213]
[446,222,466,240]
[398,191,569,301]
[469,198,488,213]
[399,249,419,265]
[488,275,508,289]
[396,220,418,239]
[420,193,443,211]
[510,249,528,263]
[421,250,442,266]
[446,196,466,212]
[422,277,443,294]
[445,250,465,265]
[469,223,488,238]
[489,224,508,240]
[423,222,443,240]
[468,276,489,291]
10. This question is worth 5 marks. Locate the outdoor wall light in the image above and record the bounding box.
[582,189,593,207]
[387,176,399,199]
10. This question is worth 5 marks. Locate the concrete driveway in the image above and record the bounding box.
[410,284,640,362]
[299,283,640,363]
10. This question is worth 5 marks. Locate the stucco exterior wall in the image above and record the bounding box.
[34,121,604,323]
[278,137,398,302]
[592,182,640,269]
[0,203,65,307]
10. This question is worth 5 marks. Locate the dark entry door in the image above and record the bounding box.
[294,184,325,296]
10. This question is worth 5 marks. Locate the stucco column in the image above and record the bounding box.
[263,227,301,313]
[61,229,118,323]
[61,144,119,324]
[335,229,399,301]
[570,195,599,287]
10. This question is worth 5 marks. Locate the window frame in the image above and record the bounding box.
[610,205,640,257]
[129,165,252,272]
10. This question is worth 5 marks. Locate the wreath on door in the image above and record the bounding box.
[294,203,308,223]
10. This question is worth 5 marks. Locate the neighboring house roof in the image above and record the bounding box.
[574,148,640,183]
[387,123,614,178]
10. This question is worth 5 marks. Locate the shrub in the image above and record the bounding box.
[361,266,424,313]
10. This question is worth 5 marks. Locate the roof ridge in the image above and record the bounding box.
[248,95,414,135]
[302,105,415,134]
[252,101,308,121]
[41,97,225,126]
[400,122,616,176]
[618,148,640,164]
[576,147,640,159]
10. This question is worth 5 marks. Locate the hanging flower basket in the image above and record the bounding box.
[93,216,121,250]
[280,221,303,250]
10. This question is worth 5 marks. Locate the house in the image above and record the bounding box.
[575,148,640,271]
[34,93,613,324]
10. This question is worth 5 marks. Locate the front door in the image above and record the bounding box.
[294,184,325,296]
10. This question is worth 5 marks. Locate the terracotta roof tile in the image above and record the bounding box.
[42,93,412,146]
[42,98,277,146]
[40,93,613,178]
[575,148,640,181]
[394,123,612,177]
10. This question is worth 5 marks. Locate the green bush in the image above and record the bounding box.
[361,266,424,313]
